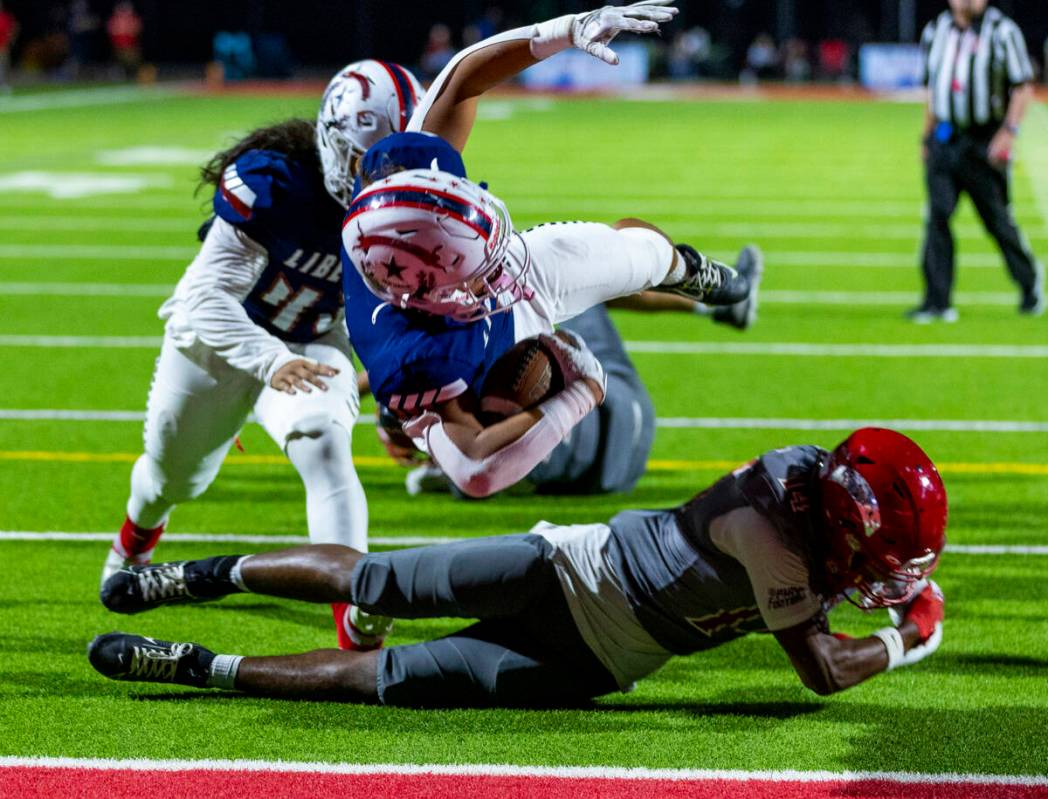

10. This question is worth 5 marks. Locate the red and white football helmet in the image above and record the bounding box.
[818,427,947,608]
[316,60,423,208]
[343,169,529,322]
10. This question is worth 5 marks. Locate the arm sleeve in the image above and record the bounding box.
[709,506,823,631]
[999,20,1035,86]
[417,381,598,498]
[407,24,536,133]
[181,217,297,384]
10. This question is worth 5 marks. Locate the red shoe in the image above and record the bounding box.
[331,602,393,651]
[100,517,165,588]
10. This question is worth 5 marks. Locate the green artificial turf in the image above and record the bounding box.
[0,87,1046,775]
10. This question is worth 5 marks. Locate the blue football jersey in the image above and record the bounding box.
[343,131,515,413]
[214,149,346,343]
[343,263,515,413]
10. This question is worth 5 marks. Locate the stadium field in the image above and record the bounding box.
[0,85,1046,796]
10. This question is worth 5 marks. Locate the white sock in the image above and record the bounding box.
[228,556,251,593]
[207,654,243,690]
[663,249,688,285]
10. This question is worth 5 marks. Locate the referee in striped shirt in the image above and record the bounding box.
[912,0,1044,322]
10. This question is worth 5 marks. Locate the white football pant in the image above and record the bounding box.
[126,329,367,550]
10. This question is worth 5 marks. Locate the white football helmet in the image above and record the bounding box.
[316,60,423,208]
[343,169,530,322]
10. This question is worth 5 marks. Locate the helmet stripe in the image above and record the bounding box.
[387,63,418,124]
[345,188,493,238]
[377,61,413,131]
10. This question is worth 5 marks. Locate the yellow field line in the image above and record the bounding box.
[0,450,1046,476]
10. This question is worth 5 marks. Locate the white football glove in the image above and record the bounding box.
[540,330,608,398]
[401,411,441,453]
[895,621,943,668]
[573,1,679,65]
[531,1,679,66]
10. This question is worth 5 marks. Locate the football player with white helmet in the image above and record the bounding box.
[341,2,762,500]
[101,59,422,652]
[90,428,949,707]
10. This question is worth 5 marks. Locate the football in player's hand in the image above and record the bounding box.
[480,335,566,420]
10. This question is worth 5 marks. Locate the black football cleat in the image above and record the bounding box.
[656,244,751,306]
[712,245,764,331]
[101,557,243,614]
[88,632,215,687]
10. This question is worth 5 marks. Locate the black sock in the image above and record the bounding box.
[184,555,247,599]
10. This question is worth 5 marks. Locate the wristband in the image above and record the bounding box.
[529,15,575,60]
[1003,123,1020,136]
[872,626,904,671]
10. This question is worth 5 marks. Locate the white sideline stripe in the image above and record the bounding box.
[0,756,1045,787]
[0,532,1045,555]
[2,336,1046,359]
[3,409,1047,433]
[0,86,173,113]
[0,284,1020,307]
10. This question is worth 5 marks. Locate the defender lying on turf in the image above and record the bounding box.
[90,428,947,707]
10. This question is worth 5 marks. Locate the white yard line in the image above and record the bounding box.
[0,217,192,232]
[3,409,1047,433]
[0,245,1009,268]
[0,282,172,297]
[0,284,1018,306]
[2,336,1046,359]
[0,244,196,260]
[623,341,1048,358]
[0,531,1044,556]
[0,86,173,113]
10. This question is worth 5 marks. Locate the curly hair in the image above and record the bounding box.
[197,118,319,194]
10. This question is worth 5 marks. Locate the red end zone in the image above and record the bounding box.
[4,762,1048,799]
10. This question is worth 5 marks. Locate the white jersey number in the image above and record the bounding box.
[259,274,322,333]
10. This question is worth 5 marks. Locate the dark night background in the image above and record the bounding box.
[3,1,1047,75]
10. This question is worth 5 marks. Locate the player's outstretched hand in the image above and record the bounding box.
[270,358,339,395]
[540,330,607,404]
[889,579,944,643]
[572,1,679,66]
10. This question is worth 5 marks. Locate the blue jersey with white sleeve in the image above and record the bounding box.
[214,149,346,343]
[342,132,515,413]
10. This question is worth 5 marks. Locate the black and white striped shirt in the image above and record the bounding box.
[921,6,1034,131]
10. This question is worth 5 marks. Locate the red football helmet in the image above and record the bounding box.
[818,428,947,608]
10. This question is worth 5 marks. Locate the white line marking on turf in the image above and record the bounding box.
[624,342,1048,358]
[0,86,173,113]
[0,283,1020,307]
[1,532,1045,555]
[3,409,1047,433]
[0,244,196,260]
[0,283,172,297]
[0,245,1008,268]
[0,217,191,232]
[0,757,1044,787]
[3,336,1046,359]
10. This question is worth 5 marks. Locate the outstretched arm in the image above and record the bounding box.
[774,582,945,695]
[409,2,678,151]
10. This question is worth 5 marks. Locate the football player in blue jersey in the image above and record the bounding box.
[101,60,423,652]
[90,428,949,707]
[342,1,763,501]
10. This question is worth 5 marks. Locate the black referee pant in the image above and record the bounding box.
[921,130,1040,311]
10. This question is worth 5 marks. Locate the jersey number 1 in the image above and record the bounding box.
[260,275,322,332]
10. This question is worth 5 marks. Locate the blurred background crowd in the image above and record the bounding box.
[0,0,1047,93]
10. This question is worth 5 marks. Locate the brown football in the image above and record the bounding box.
[480,336,565,420]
